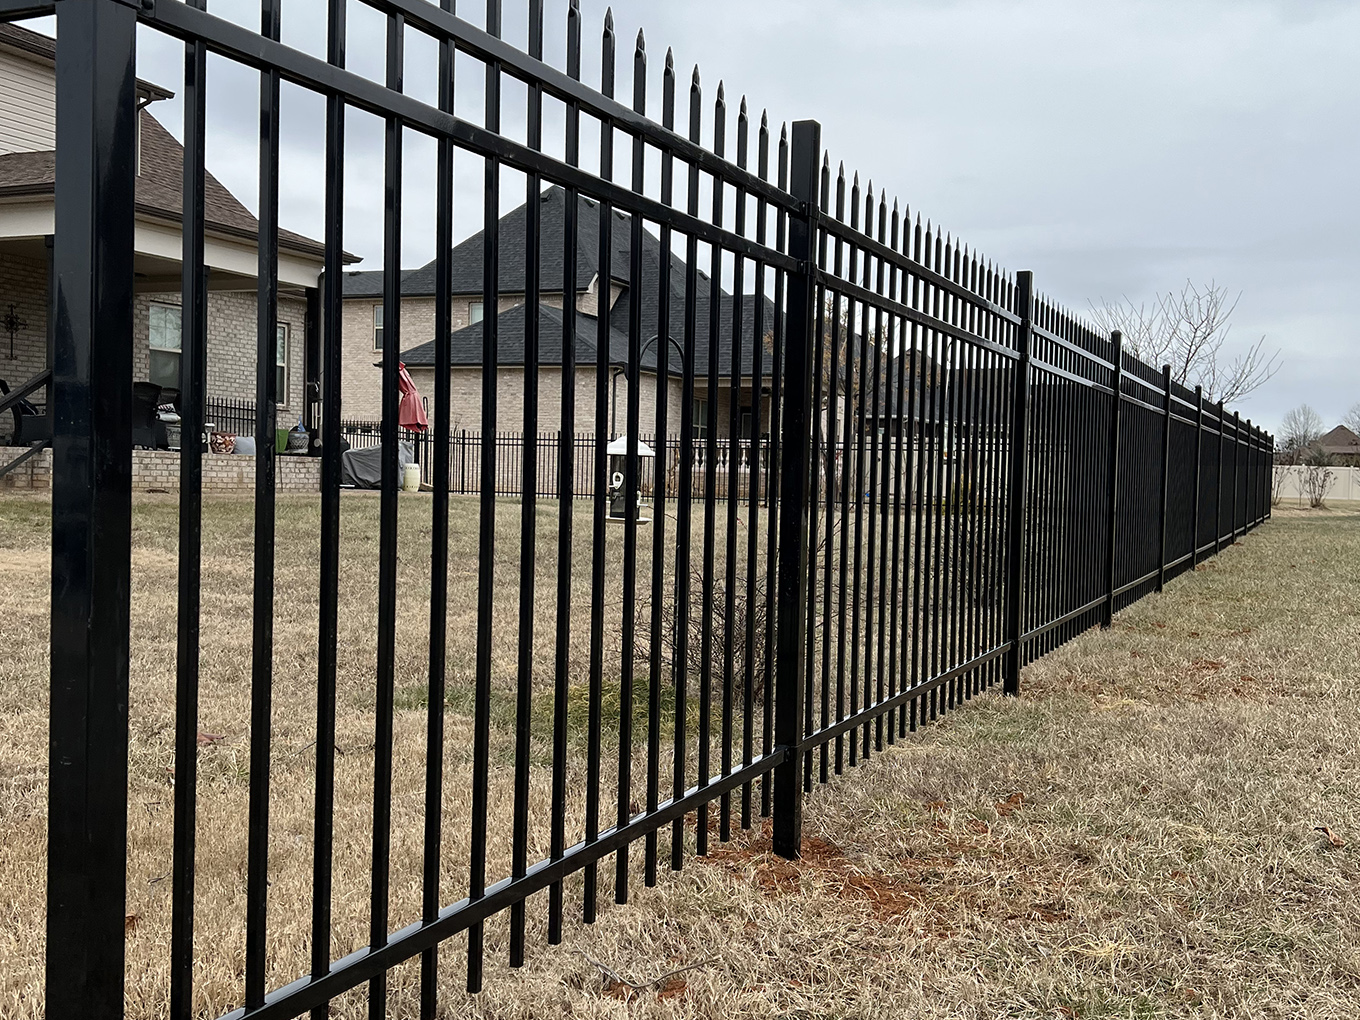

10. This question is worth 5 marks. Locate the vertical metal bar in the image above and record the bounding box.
[846,175,864,763]
[420,1,452,1010]
[509,0,544,966]
[1102,330,1123,627]
[1232,411,1241,538]
[1218,402,1229,554]
[1002,271,1033,695]
[764,121,787,812]
[697,81,725,856]
[312,3,345,984]
[1192,385,1203,562]
[908,217,927,731]
[644,47,676,887]
[772,119,821,861]
[46,2,137,1016]
[614,27,646,902]
[468,0,501,990]
[583,7,614,920]
[246,0,282,1005]
[741,110,765,830]
[1156,364,1171,592]
[862,187,882,754]
[720,98,747,842]
[833,168,850,769]
[549,0,581,940]
[312,8,345,997]
[819,156,835,781]
[368,13,404,1016]
[884,201,904,743]
[170,8,208,1014]
[670,62,701,872]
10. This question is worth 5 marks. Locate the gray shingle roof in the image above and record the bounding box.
[399,302,641,370]
[349,186,779,380]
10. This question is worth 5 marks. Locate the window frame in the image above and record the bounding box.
[276,322,290,405]
[147,302,182,391]
[692,396,708,440]
[468,299,484,325]
[373,303,384,350]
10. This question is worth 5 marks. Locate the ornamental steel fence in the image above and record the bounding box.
[17,0,1272,1017]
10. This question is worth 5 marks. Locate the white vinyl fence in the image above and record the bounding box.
[1273,465,1360,505]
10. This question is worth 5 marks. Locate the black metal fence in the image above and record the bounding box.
[342,421,777,498]
[19,1,1272,1017]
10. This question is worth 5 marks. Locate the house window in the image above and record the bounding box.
[740,407,755,440]
[276,324,290,402]
[692,397,708,439]
[373,304,383,350]
[469,300,484,324]
[148,303,182,390]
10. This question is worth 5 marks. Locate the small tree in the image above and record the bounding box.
[1300,446,1336,509]
[1278,404,1324,465]
[1090,280,1279,404]
[1344,403,1360,439]
[1271,462,1292,507]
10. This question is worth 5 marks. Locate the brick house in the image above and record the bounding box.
[0,23,339,447]
[339,186,775,440]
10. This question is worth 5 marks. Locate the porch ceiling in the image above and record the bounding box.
[0,205,313,293]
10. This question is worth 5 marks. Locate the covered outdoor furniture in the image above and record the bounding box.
[340,439,415,489]
[132,382,170,449]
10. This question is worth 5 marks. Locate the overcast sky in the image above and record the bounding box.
[102,0,1360,434]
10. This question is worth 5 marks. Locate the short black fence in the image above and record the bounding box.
[21,1,1272,1018]
[205,396,259,441]
[341,421,779,499]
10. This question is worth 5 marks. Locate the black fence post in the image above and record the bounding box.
[1002,271,1034,696]
[1102,331,1124,627]
[772,118,820,861]
[1232,411,1241,539]
[1213,400,1225,554]
[46,2,139,1016]
[1191,385,1204,564]
[1156,363,1171,592]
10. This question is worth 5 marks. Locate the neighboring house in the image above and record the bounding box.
[1317,425,1360,465]
[0,23,341,444]
[339,186,775,440]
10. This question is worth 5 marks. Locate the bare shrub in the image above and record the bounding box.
[1300,448,1337,509]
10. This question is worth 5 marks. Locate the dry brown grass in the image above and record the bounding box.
[2,498,1358,1018]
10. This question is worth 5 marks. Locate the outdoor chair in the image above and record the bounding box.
[0,377,50,447]
[132,381,169,450]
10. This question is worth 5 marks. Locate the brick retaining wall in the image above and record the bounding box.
[0,447,321,493]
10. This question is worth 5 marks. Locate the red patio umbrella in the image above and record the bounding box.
[397,362,429,432]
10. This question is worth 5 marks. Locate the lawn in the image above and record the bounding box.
[2,497,1356,1018]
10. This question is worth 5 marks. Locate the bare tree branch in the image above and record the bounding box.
[1090,280,1280,403]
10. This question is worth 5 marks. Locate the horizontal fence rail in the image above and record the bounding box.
[24,1,1273,1018]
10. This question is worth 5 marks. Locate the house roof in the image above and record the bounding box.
[0,111,335,263]
[400,301,641,371]
[1320,424,1360,454]
[350,186,779,380]
[0,23,174,103]
[342,187,634,299]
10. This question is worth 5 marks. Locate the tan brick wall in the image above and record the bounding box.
[0,447,320,493]
[0,249,307,431]
[0,252,48,393]
[338,283,595,421]
[136,289,309,425]
[404,364,688,438]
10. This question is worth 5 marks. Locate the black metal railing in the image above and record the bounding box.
[22,1,1274,1018]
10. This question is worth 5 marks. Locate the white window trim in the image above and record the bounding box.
[276,322,290,407]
